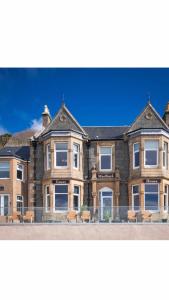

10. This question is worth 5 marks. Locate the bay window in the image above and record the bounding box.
[55,184,68,211]
[73,143,80,169]
[132,185,139,211]
[0,161,10,179]
[133,143,140,168]
[144,183,159,211]
[45,186,50,212]
[55,143,68,168]
[46,144,51,170]
[17,164,24,180]
[73,186,80,211]
[163,142,168,169]
[144,140,159,167]
[99,147,112,171]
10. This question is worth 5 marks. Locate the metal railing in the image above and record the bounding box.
[0,206,169,224]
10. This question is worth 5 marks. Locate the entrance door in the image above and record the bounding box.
[100,188,113,220]
[0,195,9,216]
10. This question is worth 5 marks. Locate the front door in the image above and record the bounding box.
[0,195,9,216]
[100,189,113,221]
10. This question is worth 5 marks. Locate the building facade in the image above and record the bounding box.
[0,101,169,221]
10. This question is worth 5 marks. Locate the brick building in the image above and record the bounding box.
[0,101,169,222]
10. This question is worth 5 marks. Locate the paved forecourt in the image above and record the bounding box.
[0,223,169,240]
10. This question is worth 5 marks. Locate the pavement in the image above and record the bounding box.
[0,223,169,239]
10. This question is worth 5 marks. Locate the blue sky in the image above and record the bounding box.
[0,68,169,134]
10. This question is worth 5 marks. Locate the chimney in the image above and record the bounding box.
[42,105,51,128]
[163,102,169,127]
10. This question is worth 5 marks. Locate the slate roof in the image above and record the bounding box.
[83,126,130,140]
[0,146,30,161]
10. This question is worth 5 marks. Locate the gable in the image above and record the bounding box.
[42,104,87,136]
[128,102,169,133]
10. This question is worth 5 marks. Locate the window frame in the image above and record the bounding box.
[0,194,9,216]
[144,140,159,168]
[144,183,159,212]
[99,146,112,172]
[73,143,80,170]
[0,161,10,179]
[164,185,168,212]
[55,142,68,169]
[54,184,68,212]
[17,163,24,181]
[45,185,50,212]
[133,143,140,169]
[16,195,24,213]
[163,142,168,170]
[73,185,80,212]
[132,185,140,211]
[46,144,51,170]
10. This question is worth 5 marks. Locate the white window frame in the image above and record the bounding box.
[0,161,10,179]
[55,142,68,169]
[16,195,24,213]
[0,194,9,216]
[133,143,140,169]
[163,142,168,169]
[17,163,24,181]
[46,144,51,170]
[132,185,140,211]
[144,183,159,212]
[144,140,159,168]
[73,143,80,169]
[99,146,112,171]
[54,184,68,212]
[73,185,80,212]
[45,186,50,212]
[164,185,168,212]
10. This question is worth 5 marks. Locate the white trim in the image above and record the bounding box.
[99,146,112,172]
[128,128,169,138]
[133,143,140,169]
[144,183,159,212]
[16,195,24,213]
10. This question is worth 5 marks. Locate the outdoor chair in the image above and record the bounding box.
[67,210,77,223]
[128,211,137,223]
[22,211,34,223]
[141,211,152,222]
[8,211,21,223]
[81,210,91,223]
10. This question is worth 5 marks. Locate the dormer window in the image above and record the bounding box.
[144,140,159,168]
[99,147,112,171]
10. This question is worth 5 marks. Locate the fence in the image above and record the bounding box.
[0,206,169,224]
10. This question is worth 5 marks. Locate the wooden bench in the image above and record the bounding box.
[81,211,91,223]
